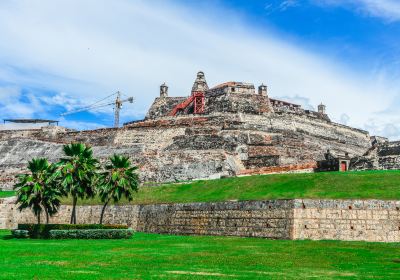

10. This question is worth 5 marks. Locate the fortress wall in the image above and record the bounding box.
[351,141,400,171]
[264,113,370,156]
[0,113,373,190]
[135,201,293,239]
[145,97,187,120]
[293,199,400,242]
[223,113,371,167]
[2,198,399,242]
[205,93,273,115]
[0,197,140,229]
[376,141,400,170]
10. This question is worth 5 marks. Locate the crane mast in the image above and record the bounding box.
[114,91,122,128]
[60,91,134,128]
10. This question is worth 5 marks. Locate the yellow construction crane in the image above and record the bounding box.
[60,91,134,128]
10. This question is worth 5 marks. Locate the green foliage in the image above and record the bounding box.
[11,142,141,226]
[97,154,138,224]
[49,229,134,239]
[17,223,128,239]
[13,158,61,224]
[0,191,15,198]
[11,229,29,239]
[57,143,99,224]
[1,231,399,279]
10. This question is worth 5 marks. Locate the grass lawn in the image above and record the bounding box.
[4,170,400,205]
[0,191,15,198]
[63,170,400,205]
[0,230,399,279]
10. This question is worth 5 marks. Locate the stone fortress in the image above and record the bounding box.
[2,71,400,242]
[1,71,400,190]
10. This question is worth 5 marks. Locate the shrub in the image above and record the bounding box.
[11,229,29,239]
[49,229,134,239]
[17,224,128,239]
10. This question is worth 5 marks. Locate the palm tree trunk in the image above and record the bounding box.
[37,213,41,225]
[73,197,77,224]
[70,196,77,224]
[45,208,49,224]
[99,199,110,225]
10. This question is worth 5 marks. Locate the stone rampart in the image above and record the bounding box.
[2,198,399,242]
[1,112,373,190]
[350,141,400,171]
[292,199,400,242]
[135,200,293,238]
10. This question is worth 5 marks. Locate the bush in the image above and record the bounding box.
[17,224,128,239]
[11,229,29,239]
[49,229,134,239]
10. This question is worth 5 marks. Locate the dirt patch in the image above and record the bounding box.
[36,260,69,266]
[167,271,235,277]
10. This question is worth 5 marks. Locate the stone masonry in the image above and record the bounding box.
[2,198,399,242]
[0,71,398,190]
[351,140,400,171]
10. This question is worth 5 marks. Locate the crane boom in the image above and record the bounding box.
[60,91,134,128]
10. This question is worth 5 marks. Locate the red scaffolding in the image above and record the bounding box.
[193,91,205,114]
[169,91,205,116]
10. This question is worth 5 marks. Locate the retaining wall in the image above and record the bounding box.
[1,198,399,242]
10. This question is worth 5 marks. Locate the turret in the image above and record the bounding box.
[318,103,326,114]
[258,84,268,96]
[160,83,168,98]
[192,71,209,94]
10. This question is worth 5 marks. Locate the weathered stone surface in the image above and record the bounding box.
[0,72,391,190]
[292,199,400,242]
[350,141,400,171]
[0,110,373,190]
[2,198,399,242]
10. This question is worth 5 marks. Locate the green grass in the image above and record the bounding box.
[0,191,15,198]
[65,170,400,205]
[5,170,400,205]
[0,230,399,279]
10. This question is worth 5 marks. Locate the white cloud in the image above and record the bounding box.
[57,119,106,131]
[265,0,299,13]
[315,0,400,22]
[279,95,315,110]
[0,86,45,118]
[0,0,398,138]
[340,114,350,125]
[40,92,81,112]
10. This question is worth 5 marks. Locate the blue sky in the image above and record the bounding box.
[0,0,399,139]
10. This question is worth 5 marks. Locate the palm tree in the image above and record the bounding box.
[58,143,98,224]
[98,155,139,224]
[14,158,61,224]
[42,163,62,222]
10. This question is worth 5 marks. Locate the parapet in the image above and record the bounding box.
[208,82,256,95]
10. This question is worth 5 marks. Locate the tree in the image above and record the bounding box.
[14,158,61,224]
[98,154,138,224]
[42,163,62,223]
[58,143,98,224]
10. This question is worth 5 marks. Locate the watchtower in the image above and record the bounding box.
[160,83,168,98]
[318,103,326,115]
[258,84,268,96]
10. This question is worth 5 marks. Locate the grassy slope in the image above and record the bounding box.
[4,170,400,205]
[68,170,400,205]
[0,231,399,279]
